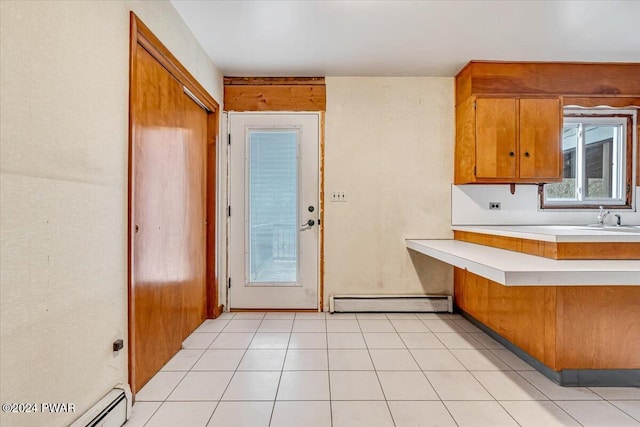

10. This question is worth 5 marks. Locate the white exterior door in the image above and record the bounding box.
[228,113,319,309]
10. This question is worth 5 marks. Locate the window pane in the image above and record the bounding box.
[543,110,631,208]
[584,126,615,199]
[544,125,578,200]
[248,131,298,284]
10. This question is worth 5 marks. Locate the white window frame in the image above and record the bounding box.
[543,109,636,209]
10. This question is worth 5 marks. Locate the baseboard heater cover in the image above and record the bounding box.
[329,294,453,313]
[69,385,132,427]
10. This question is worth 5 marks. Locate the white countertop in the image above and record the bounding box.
[452,225,640,243]
[406,239,640,286]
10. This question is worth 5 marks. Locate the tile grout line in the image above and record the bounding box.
[139,402,163,427]
[357,314,397,427]
[437,317,526,426]
[472,332,592,426]
[393,313,462,427]
[203,312,264,426]
[152,318,231,423]
[546,400,587,426]
[266,315,296,427]
[325,311,334,427]
[607,400,640,423]
[142,313,236,426]
[201,313,239,427]
[140,312,640,426]
[449,314,611,427]
[509,369,591,426]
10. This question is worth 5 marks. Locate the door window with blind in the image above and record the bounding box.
[228,113,319,309]
[248,130,299,285]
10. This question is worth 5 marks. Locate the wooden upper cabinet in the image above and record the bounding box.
[454,61,640,185]
[519,98,562,180]
[475,98,517,179]
[464,96,561,183]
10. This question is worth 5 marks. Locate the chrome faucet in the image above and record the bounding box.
[596,206,610,225]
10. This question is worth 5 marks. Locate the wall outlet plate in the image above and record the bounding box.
[331,192,347,202]
[489,202,501,210]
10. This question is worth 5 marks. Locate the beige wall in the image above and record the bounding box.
[0,1,222,426]
[324,77,455,308]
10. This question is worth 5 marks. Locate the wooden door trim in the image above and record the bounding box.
[131,13,218,112]
[128,12,221,396]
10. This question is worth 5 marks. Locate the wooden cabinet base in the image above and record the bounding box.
[459,309,640,386]
[454,231,640,260]
[454,268,640,385]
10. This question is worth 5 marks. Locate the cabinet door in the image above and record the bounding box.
[475,98,517,180]
[519,98,562,180]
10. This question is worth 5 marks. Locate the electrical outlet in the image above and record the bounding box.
[489,202,501,210]
[331,192,347,202]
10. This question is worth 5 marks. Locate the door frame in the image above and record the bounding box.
[128,12,221,395]
[225,112,325,311]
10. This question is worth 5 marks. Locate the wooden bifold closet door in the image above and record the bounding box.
[128,14,220,396]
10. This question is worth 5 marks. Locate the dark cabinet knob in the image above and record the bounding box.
[524,152,531,158]
[509,151,515,157]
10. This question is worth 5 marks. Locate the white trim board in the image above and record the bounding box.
[406,239,640,286]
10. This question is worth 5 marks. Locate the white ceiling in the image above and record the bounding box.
[171,0,640,77]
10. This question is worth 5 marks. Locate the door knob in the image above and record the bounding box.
[301,219,315,227]
[308,206,315,212]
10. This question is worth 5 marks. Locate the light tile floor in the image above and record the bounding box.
[128,312,640,427]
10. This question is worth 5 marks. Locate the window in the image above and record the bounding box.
[542,109,635,209]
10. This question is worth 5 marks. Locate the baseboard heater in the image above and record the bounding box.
[329,294,453,313]
[69,385,132,427]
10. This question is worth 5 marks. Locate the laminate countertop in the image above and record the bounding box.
[406,239,640,286]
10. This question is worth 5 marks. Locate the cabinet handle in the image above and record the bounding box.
[509,151,515,157]
[524,152,531,158]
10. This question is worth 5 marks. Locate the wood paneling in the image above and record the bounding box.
[456,62,640,106]
[455,268,640,371]
[454,97,476,184]
[456,95,562,184]
[455,268,553,367]
[455,62,639,185]
[180,82,208,339]
[555,242,640,260]
[131,45,205,395]
[453,231,640,260]
[129,13,220,396]
[489,279,551,366]
[206,110,222,319]
[225,76,325,86]
[475,98,517,179]
[133,18,217,113]
[454,231,552,257]
[556,287,640,369]
[224,81,326,112]
[542,287,558,369]
[518,98,562,180]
